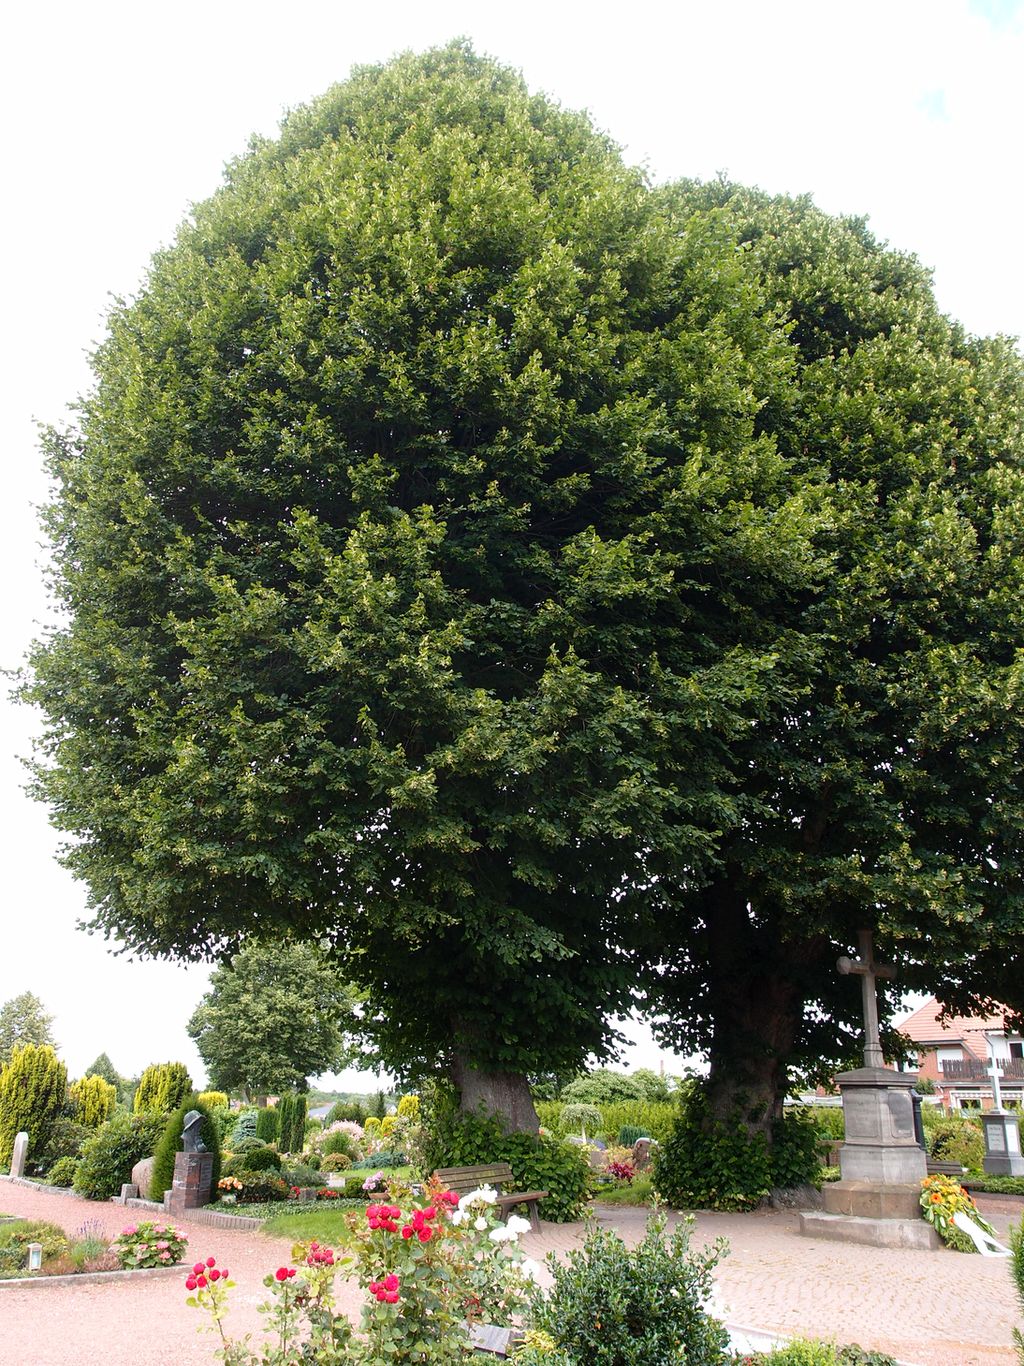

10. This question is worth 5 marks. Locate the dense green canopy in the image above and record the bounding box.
[26,44,814,1119]
[643,182,1024,1120]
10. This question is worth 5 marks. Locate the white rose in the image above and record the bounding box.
[505,1215,531,1236]
[474,1216,488,1231]
[450,1210,465,1226]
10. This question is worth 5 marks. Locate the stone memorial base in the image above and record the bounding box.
[166,1151,213,1214]
[982,1111,1024,1176]
[799,1208,940,1250]
[799,1064,940,1250]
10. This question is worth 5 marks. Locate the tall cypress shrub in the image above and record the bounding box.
[0,1044,68,1167]
[149,1095,222,1202]
[255,1105,279,1143]
[277,1093,294,1153]
[291,1095,307,1154]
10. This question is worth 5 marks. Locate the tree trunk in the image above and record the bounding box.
[703,887,809,1139]
[451,1052,539,1134]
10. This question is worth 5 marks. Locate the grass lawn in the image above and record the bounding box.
[590,1175,656,1206]
[260,1203,365,1242]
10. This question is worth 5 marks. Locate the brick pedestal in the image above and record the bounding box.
[167,1151,213,1214]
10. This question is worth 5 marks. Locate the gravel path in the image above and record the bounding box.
[0,1179,1019,1365]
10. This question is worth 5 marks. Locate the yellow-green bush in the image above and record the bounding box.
[197,1090,228,1110]
[0,1044,67,1168]
[70,1074,117,1127]
[397,1094,420,1119]
[133,1062,193,1115]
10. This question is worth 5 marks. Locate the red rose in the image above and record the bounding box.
[196,1275,208,1288]
[417,1227,432,1242]
[423,1206,437,1220]
[193,1262,205,1275]
[401,1226,414,1239]
[185,1276,197,1291]
[209,1269,220,1281]
[206,1257,216,1268]
[384,1289,399,1303]
[383,1274,399,1292]
[275,1268,289,1282]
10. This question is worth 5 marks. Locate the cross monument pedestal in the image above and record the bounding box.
[982,1050,1024,1177]
[799,930,938,1251]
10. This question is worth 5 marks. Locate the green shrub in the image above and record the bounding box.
[321,1129,357,1158]
[197,1090,228,1110]
[787,1105,845,1141]
[255,1106,279,1143]
[47,1155,79,1187]
[349,1150,408,1169]
[0,1043,68,1168]
[69,1074,118,1127]
[36,1117,91,1173]
[363,1115,381,1136]
[421,1087,588,1222]
[230,1108,258,1144]
[561,1069,650,1105]
[282,1162,326,1187]
[73,1112,165,1200]
[149,1096,222,1202]
[742,1344,898,1365]
[1010,1221,1023,1363]
[231,1134,267,1155]
[618,1124,648,1147]
[964,1175,1024,1196]
[529,1207,727,1365]
[321,1151,352,1172]
[599,1101,679,1145]
[397,1094,420,1118]
[0,1219,69,1273]
[224,1145,281,1175]
[656,1088,819,1212]
[927,1117,984,1172]
[769,1109,821,1190]
[132,1062,193,1115]
[234,1170,288,1203]
[560,1103,603,1136]
[276,1092,307,1153]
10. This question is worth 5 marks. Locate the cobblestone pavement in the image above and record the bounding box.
[0,1180,1019,1365]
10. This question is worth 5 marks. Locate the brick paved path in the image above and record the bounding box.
[0,1179,1019,1365]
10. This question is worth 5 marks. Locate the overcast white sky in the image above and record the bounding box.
[1,0,1020,1089]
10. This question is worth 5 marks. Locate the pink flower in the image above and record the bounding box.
[122,1225,138,1236]
[156,1240,169,1250]
[193,1262,206,1276]
[159,1252,171,1262]
[383,1274,399,1292]
[185,1276,197,1290]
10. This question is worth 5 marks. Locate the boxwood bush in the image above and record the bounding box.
[73,1113,165,1200]
[527,1208,727,1365]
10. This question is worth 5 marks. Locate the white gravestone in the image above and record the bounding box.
[10,1131,29,1179]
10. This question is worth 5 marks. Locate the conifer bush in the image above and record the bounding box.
[255,1105,279,1143]
[73,1113,165,1200]
[133,1062,193,1115]
[0,1043,67,1168]
[70,1073,118,1127]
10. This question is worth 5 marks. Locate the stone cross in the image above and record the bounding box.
[987,1049,1005,1112]
[837,929,895,1069]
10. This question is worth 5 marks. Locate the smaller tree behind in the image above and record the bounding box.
[133,1062,193,1115]
[83,1052,123,1091]
[0,1043,67,1166]
[0,993,55,1066]
[187,942,354,1101]
[70,1074,118,1127]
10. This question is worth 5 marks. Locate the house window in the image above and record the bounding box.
[1010,1041,1023,1060]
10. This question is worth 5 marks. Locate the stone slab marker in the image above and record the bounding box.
[10,1132,29,1179]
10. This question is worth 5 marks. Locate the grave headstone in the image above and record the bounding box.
[9,1132,29,1179]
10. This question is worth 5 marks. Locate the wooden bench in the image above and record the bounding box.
[435,1162,548,1234]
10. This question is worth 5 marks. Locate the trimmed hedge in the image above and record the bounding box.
[133,1062,193,1115]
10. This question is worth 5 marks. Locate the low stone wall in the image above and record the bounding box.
[0,1264,185,1290]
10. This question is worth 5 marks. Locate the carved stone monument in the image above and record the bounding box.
[981,1047,1024,1177]
[9,1131,29,1179]
[799,930,937,1250]
[165,1111,213,1214]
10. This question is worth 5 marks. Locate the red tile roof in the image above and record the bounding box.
[895,997,1017,1061]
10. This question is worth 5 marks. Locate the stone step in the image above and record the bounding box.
[799,1210,941,1250]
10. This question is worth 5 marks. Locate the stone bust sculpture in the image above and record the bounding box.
[182,1110,207,1153]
